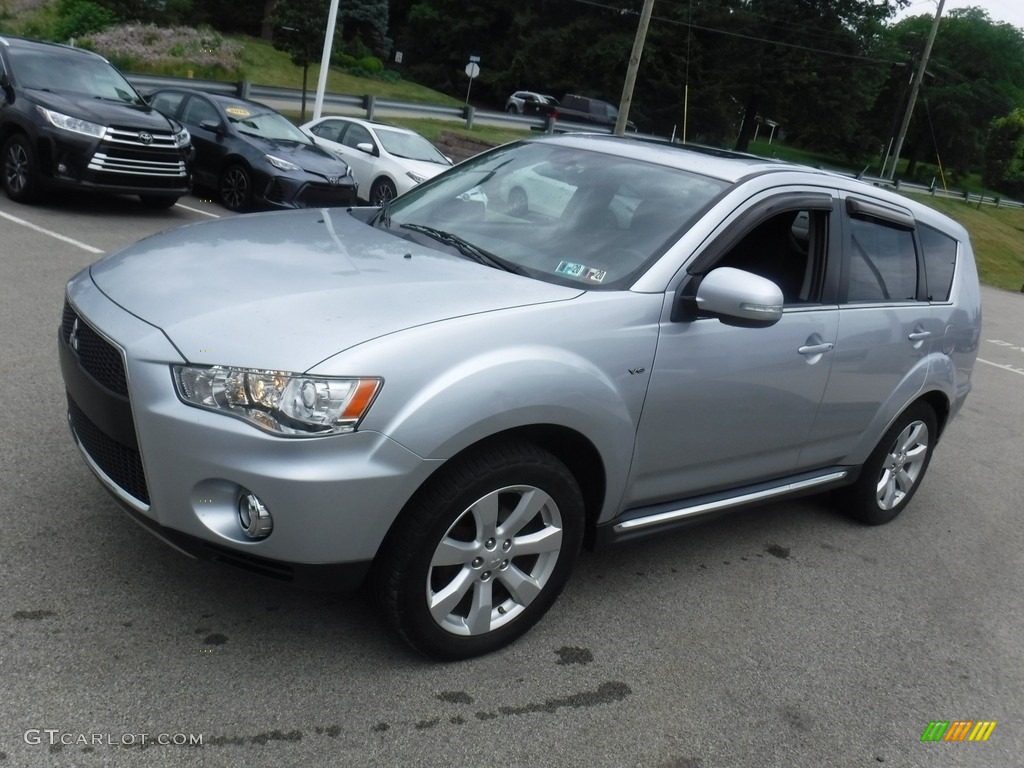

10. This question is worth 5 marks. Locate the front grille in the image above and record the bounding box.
[297,183,356,208]
[264,177,288,204]
[87,126,188,181]
[68,396,150,505]
[61,301,128,396]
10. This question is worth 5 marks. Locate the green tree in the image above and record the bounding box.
[983,109,1024,197]
[271,0,342,120]
[879,8,1024,181]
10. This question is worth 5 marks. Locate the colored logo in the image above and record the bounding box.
[921,721,997,742]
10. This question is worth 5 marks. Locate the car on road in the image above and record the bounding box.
[301,116,451,205]
[147,88,356,211]
[0,35,192,208]
[59,134,980,660]
[504,90,558,114]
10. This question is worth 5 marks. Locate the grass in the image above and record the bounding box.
[903,193,1024,292]
[230,36,460,106]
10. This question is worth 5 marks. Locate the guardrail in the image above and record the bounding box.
[125,74,1024,208]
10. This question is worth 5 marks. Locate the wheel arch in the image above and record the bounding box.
[916,388,951,440]
[375,424,607,564]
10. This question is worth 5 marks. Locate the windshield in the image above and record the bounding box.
[227,107,312,143]
[382,141,728,289]
[9,49,142,105]
[377,128,449,164]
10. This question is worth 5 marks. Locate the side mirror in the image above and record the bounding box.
[355,142,376,155]
[199,119,222,134]
[692,267,784,328]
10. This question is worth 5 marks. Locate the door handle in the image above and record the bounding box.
[798,343,834,355]
[908,331,932,341]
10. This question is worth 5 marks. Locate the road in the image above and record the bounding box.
[1,191,1021,767]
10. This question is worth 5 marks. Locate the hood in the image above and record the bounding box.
[89,208,581,372]
[400,156,451,182]
[244,136,349,176]
[29,89,176,131]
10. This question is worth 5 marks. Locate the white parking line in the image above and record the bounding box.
[0,210,104,254]
[174,202,220,218]
[977,358,1024,377]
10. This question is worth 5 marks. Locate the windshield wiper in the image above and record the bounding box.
[399,223,528,275]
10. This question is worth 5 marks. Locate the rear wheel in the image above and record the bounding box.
[840,402,937,525]
[219,164,252,211]
[375,442,584,659]
[2,134,40,203]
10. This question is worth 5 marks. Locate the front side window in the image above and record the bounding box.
[713,208,829,304]
[844,216,918,303]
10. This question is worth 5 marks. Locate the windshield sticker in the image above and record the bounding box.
[225,107,251,117]
[556,261,607,283]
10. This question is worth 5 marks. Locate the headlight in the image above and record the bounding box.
[406,171,427,184]
[173,366,381,437]
[36,106,105,138]
[265,154,302,172]
[173,126,191,148]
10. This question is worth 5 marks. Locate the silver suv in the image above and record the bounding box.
[58,135,981,659]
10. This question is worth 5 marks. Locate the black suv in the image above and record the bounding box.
[0,36,193,208]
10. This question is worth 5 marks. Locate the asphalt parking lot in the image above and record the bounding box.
[1,191,1021,767]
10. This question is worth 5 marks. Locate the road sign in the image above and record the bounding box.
[465,62,480,78]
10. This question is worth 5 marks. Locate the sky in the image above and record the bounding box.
[893,0,1024,30]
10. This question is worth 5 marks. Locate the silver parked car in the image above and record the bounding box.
[59,135,981,659]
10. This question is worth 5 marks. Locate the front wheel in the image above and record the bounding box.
[2,134,40,203]
[369,177,397,207]
[375,442,584,659]
[219,164,252,212]
[840,402,937,525]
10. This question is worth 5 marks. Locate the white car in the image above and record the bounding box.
[301,116,452,205]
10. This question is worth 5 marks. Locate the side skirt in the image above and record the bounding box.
[595,467,856,548]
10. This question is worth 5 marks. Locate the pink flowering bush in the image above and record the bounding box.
[82,22,242,78]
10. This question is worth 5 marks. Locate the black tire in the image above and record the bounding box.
[2,133,40,203]
[370,177,397,206]
[219,164,252,212]
[375,442,584,660]
[507,186,528,217]
[840,402,937,525]
[506,104,518,114]
[138,194,180,209]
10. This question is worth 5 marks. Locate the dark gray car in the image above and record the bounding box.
[58,135,981,659]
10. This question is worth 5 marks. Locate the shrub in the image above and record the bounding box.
[53,0,117,41]
[81,22,243,78]
[357,55,382,74]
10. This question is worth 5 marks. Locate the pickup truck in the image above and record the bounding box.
[521,93,635,130]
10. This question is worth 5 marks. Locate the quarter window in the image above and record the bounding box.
[844,216,918,303]
[918,224,957,301]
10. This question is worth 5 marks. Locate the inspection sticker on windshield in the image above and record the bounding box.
[556,261,606,283]
[225,107,251,117]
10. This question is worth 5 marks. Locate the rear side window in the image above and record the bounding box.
[844,216,918,303]
[918,224,957,301]
[150,91,185,117]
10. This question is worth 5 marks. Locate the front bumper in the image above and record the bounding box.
[59,272,437,590]
[256,169,357,210]
[37,124,192,196]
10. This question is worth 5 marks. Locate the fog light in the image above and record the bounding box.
[238,493,273,539]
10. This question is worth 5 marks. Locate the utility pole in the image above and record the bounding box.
[888,0,945,180]
[614,0,655,136]
[312,0,341,121]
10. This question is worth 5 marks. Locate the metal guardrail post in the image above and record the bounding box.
[364,94,375,120]
[236,81,250,99]
[464,105,475,130]
[545,115,555,135]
